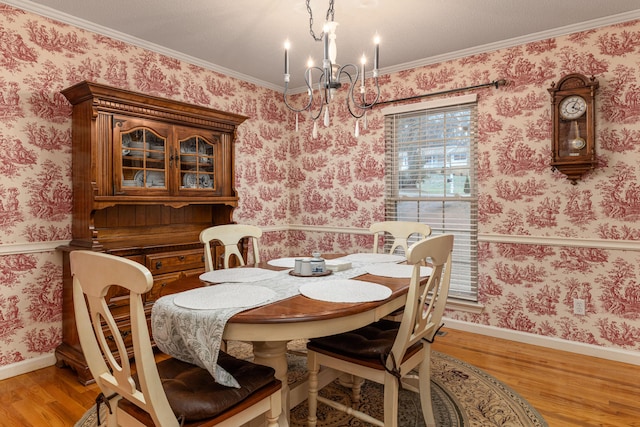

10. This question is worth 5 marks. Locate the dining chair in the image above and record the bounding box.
[369,221,432,255]
[306,234,454,427]
[71,250,281,427]
[199,224,262,270]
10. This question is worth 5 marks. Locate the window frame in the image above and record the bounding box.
[382,94,478,301]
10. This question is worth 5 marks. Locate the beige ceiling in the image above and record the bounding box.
[6,0,640,90]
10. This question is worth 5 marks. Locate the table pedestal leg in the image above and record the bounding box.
[252,340,290,427]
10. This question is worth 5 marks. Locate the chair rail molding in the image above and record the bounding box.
[479,233,640,251]
[262,225,640,251]
[0,241,70,256]
[3,232,637,256]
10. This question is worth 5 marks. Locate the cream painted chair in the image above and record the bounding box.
[370,221,432,255]
[71,250,281,427]
[199,224,262,271]
[306,234,454,427]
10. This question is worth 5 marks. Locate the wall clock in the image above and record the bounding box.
[548,73,599,184]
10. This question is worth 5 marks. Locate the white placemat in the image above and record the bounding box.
[267,257,299,268]
[173,284,276,310]
[299,279,392,303]
[342,253,406,263]
[199,268,281,283]
[364,263,433,278]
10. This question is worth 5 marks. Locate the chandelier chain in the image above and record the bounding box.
[306,0,335,42]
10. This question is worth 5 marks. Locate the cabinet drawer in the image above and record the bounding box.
[101,317,134,356]
[146,268,204,304]
[145,249,205,275]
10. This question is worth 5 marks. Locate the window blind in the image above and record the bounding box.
[382,95,478,301]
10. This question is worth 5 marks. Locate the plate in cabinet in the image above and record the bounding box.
[134,170,165,187]
[183,173,212,188]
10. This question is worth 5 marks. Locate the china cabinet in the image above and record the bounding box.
[55,81,247,384]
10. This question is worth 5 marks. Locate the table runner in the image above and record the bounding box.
[152,262,376,387]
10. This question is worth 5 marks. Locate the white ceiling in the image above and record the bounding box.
[7,0,640,90]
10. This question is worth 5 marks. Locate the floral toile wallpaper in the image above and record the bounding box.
[1,3,639,372]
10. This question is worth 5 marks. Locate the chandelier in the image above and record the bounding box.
[283,0,380,137]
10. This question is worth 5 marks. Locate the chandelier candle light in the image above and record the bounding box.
[283,0,381,138]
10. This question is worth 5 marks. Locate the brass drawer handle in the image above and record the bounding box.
[106,330,130,341]
[156,261,162,269]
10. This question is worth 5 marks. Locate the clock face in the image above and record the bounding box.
[559,95,587,120]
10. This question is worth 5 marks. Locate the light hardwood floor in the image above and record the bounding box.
[0,328,638,426]
[433,329,640,427]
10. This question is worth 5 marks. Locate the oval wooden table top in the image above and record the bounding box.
[232,272,410,324]
[163,262,412,325]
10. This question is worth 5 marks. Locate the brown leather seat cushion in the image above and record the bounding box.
[308,319,420,364]
[153,351,276,421]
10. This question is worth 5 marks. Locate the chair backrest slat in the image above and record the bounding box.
[388,234,454,371]
[369,221,432,255]
[200,224,262,270]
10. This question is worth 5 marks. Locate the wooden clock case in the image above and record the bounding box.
[548,73,599,184]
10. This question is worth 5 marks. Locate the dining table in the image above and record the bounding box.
[151,253,433,427]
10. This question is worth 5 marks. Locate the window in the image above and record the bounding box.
[382,95,478,301]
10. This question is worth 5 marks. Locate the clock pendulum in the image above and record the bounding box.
[568,120,586,153]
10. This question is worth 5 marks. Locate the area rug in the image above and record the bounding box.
[75,341,547,427]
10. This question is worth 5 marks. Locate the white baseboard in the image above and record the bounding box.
[0,353,57,381]
[443,318,640,366]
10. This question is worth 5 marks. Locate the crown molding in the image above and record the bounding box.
[381,9,640,78]
[5,1,640,94]
[0,0,283,92]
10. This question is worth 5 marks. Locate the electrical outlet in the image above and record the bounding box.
[573,298,586,315]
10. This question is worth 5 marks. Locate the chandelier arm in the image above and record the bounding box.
[339,64,380,115]
[283,66,329,121]
[310,67,329,121]
[283,82,314,114]
[346,97,366,119]
[309,96,325,122]
[337,66,365,119]
[354,78,380,109]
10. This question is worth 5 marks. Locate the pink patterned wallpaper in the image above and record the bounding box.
[0,3,639,371]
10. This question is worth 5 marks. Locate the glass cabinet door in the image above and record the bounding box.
[178,135,217,190]
[118,127,167,192]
